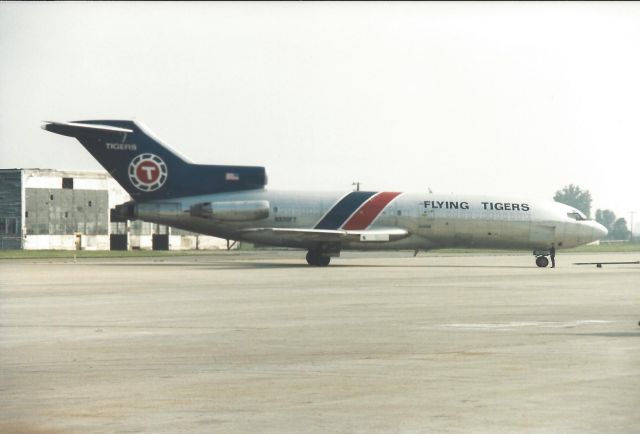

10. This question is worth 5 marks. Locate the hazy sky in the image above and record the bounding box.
[1,2,639,229]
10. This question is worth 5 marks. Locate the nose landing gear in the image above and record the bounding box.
[533,249,551,268]
[535,255,549,268]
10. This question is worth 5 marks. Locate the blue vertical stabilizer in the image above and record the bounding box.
[42,120,267,201]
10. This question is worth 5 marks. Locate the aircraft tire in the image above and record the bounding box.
[318,255,330,266]
[306,250,330,266]
[535,256,549,268]
[306,250,317,265]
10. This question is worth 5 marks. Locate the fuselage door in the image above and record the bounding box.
[417,202,434,235]
[529,224,556,247]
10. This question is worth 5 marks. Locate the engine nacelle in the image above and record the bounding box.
[117,201,182,221]
[190,200,270,221]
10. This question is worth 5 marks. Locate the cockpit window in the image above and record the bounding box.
[567,211,586,221]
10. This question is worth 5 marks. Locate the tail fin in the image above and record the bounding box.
[42,120,267,201]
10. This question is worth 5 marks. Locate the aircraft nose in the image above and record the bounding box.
[592,221,608,241]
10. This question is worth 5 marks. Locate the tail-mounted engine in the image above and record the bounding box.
[190,200,270,222]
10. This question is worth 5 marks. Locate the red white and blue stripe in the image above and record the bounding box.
[314,191,402,230]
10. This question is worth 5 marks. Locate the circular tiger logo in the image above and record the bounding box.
[128,153,168,192]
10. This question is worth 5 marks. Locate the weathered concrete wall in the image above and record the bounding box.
[129,235,153,250]
[23,235,110,250]
[169,235,231,250]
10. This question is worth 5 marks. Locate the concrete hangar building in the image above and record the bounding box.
[0,168,229,251]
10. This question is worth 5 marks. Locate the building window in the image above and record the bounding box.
[0,218,5,234]
[62,177,74,189]
[50,194,54,201]
[88,201,92,207]
[6,218,17,234]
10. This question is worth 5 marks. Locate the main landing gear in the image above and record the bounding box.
[306,249,331,266]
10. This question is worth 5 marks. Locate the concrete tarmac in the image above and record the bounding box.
[1,251,639,433]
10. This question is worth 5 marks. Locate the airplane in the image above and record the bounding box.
[42,120,608,267]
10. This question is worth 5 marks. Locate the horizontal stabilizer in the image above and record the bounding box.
[42,121,133,137]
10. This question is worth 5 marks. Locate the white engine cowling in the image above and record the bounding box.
[190,200,270,221]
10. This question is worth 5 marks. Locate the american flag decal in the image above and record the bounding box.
[225,172,240,181]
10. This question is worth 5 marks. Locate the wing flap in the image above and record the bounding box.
[240,227,346,243]
[345,228,409,242]
[239,227,409,244]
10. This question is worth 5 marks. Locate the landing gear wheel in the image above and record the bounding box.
[306,250,331,266]
[535,256,549,268]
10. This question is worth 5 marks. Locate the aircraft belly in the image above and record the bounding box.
[343,235,435,251]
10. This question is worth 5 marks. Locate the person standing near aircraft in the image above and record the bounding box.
[550,244,556,268]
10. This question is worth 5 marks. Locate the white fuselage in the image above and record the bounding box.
[129,189,607,251]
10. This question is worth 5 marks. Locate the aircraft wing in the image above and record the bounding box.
[343,228,409,242]
[239,227,409,244]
